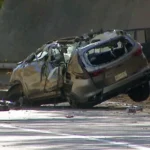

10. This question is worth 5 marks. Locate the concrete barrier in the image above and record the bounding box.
[0,63,16,69]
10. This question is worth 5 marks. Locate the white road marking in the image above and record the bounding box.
[0,124,149,150]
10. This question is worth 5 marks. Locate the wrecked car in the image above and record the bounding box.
[64,30,150,108]
[7,37,85,106]
[7,30,150,108]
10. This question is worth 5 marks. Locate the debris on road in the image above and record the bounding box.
[135,105,143,112]
[0,99,9,111]
[0,99,23,111]
[65,115,74,118]
[126,105,136,114]
[65,112,75,118]
[0,105,9,111]
[126,105,144,114]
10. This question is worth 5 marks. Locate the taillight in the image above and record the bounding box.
[89,69,105,77]
[132,44,142,56]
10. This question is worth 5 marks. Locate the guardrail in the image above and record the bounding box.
[0,63,16,69]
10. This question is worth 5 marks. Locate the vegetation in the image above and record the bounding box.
[0,0,4,8]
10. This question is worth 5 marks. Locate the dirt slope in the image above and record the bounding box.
[0,0,150,61]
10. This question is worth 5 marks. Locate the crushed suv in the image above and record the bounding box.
[64,30,150,108]
[7,30,150,108]
[7,37,87,106]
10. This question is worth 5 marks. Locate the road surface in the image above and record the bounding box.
[0,102,149,150]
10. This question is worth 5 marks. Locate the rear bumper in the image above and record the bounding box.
[102,67,150,100]
[66,66,150,104]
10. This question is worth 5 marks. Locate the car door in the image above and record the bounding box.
[43,47,65,94]
[23,51,48,98]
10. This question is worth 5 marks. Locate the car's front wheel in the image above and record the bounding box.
[128,82,150,102]
[7,84,30,107]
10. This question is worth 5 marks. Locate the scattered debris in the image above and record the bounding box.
[65,115,74,118]
[126,105,143,114]
[0,105,9,111]
[135,106,143,112]
[126,105,136,114]
[65,112,75,118]
[0,99,9,111]
[0,99,23,110]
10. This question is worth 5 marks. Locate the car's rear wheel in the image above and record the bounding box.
[128,82,150,102]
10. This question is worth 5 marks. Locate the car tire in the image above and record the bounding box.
[128,82,150,102]
[7,85,22,102]
[7,84,30,107]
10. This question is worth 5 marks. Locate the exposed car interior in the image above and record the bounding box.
[86,36,133,66]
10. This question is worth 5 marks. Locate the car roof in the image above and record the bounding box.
[79,35,126,52]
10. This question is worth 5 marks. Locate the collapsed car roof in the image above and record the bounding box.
[17,29,129,65]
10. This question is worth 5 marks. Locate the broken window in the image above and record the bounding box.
[33,51,48,61]
[47,47,64,65]
[85,37,133,66]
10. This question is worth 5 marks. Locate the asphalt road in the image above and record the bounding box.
[0,102,150,150]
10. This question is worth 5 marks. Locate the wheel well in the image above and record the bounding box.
[10,80,29,96]
[10,80,22,86]
[9,81,23,95]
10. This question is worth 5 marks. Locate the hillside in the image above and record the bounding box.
[0,0,150,61]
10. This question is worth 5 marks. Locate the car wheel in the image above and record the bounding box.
[7,84,22,103]
[7,84,30,107]
[128,82,150,102]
